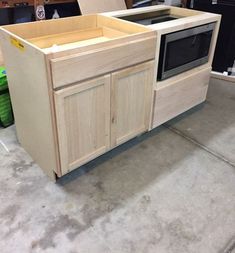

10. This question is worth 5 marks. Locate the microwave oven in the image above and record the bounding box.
[157,22,215,80]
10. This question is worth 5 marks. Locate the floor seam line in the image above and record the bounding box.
[164,124,235,169]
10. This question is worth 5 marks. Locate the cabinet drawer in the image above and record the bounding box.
[152,67,211,129]
[51,37,156,89]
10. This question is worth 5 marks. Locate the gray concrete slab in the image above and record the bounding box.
[165,78,235,165]
[0,78,235,253]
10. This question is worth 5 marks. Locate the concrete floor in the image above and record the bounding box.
[0,77,235,253]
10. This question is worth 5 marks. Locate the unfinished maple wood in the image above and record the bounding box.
[43,15,154,54]
[51,36,156,88]
[54,75,111,175]
[152,67,211,128]
[0,29,58,180]
[77,0,126,14]
[54,60,154,174]
[22,15,156,57]
[28,27,130,50]
[28,28,104,49]
[3,15,97,39]
[5,15,135,47]
[3,14,156,90]
[103,5,170,18]
[111,61,154,147]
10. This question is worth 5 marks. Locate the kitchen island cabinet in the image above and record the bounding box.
[0,14,156,179]
[104,5,221,129]
[0,6,221,181]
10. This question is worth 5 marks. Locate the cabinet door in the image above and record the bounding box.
[54,75,110,175]
[111,61,154,147]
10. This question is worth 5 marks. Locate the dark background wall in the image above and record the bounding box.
[192,0,235,73]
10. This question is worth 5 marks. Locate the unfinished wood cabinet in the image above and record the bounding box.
[54,75,111,175]
[0,6,220,180]
[111,61,154,147]
[0,14,156,179]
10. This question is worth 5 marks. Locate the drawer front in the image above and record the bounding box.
[152,67,211,129]
[51,37,156,89]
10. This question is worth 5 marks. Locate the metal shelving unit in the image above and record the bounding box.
[0,0,79,23]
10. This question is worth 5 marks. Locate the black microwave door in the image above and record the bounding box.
[158,24,214,80]
[165,31,212,70]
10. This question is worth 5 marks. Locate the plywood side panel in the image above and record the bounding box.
[0,31,58,180]
[103,5,170,17]
[3,15,97,39]
[152,67,211,129]
[77,0,126,14]
[28,28,104,49]
[170,6,202,17]
[97,15,150,34]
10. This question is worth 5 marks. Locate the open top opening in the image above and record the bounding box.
[119,9,179,25]
[2,14,150,52]
[116,7,201,25]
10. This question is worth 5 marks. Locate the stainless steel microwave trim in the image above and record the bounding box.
[165,22,215,42]
[159,22,216,80]
[161,57,209,80]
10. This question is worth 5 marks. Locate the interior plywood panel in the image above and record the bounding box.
[77,0,127,14]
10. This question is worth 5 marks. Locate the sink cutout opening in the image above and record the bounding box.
[119,10,182,25]
[2,14,153,52]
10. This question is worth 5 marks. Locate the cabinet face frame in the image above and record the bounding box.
[111,61,154,147]
[54,75,111,175]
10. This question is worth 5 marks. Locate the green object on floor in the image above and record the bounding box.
[0,66,14,127]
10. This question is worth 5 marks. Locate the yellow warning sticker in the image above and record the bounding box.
[10,37,25,51]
